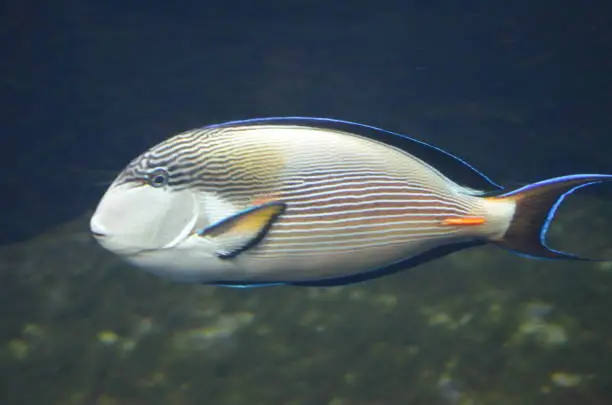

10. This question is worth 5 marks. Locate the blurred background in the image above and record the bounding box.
[2,1,612,405]
[2,0,612,244]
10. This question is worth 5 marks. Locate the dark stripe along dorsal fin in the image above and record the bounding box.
[207,116,502,193]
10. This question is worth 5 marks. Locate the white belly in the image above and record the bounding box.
[125,233,463,284]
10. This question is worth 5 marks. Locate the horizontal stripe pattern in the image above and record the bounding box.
[116,124,483,260]
[252,165,480,258]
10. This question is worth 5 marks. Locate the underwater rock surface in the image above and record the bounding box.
[1,195,612,405]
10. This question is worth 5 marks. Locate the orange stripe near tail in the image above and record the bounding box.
[441,216,486,226]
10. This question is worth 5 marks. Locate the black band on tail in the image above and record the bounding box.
[494,174,612,260]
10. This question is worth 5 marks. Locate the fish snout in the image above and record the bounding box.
[90,216,109,239]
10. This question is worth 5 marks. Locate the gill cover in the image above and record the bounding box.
[91,183,198,251]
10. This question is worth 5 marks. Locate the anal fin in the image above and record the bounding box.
[198,201,286,259]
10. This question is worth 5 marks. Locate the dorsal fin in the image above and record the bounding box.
[207,116,502,193]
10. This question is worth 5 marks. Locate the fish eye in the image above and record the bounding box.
[147,168,169,188]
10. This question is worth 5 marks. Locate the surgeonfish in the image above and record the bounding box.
[89,117,611,287]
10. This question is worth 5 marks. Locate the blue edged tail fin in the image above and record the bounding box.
[494,174,612,260]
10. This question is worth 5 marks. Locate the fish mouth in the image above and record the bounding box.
[91,230,107,238]
[90,221,108,238]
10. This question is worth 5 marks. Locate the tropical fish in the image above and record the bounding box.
[89,117,611,287]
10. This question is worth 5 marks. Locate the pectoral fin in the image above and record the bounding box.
[198,202,286,259]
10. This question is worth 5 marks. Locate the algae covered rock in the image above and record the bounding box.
[1,195,612,405]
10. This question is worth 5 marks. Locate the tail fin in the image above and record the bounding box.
[492,174,612,260]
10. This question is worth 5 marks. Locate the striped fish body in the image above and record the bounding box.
[194,126,511,280]
[90,117,612,287]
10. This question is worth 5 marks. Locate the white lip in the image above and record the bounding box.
[90,218,108,238]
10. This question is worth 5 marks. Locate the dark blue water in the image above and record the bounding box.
[2,1,612,404]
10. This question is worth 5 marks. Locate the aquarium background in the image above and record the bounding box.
[2,1,612,404]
